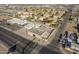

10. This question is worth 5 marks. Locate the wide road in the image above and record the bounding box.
[0,26,38,54]
[39,6,73,54]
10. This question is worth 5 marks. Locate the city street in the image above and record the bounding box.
[39,7,72,54]
[0,26,39,54]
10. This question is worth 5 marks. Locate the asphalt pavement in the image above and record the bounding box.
[39,7,72,54]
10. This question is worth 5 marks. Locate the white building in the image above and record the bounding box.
[7,18,27,26]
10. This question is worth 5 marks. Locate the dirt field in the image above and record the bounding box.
[65,21,77,33]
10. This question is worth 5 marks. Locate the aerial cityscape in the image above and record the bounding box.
[0,4,79,54]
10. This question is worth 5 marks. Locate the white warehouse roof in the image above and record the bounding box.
[7,18,27,25]
[24,22,34,30]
